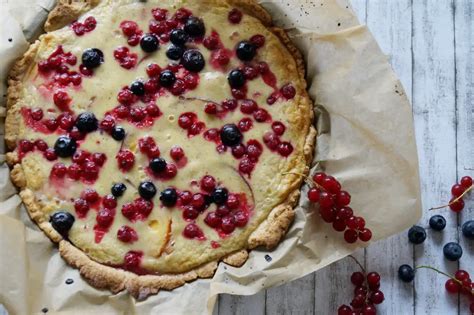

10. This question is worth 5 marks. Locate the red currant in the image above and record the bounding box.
[307,188,320,202]
[319,191,334,207]
[460,176,473,189]
[445,279,460,293]
[344,229,358,243]
[449,198,464,212]
[367,272,381,287]
[451,184,465,197]
[351,271,365,286]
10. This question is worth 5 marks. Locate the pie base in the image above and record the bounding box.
[6,0,316,298]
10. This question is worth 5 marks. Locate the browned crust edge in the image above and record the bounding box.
[6,0,316,298]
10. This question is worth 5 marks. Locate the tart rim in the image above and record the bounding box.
[5,0,316,298]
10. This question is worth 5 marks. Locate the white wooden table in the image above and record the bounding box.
[216,1,474,314]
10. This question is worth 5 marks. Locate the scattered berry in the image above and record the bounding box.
[462,220,474,239]
[443,242,463,261]
[398,264,415,282]
[408,225,426,244]
[429,215,446,231]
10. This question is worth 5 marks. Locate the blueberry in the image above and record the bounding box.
[130,81,145,96]
[111,183,127,197]
[429,215,446,231]
[408,225,426,244]
[443,242,463,261]
[220,124,242,147]
[228,69,245,88]
[184,17,205,37]
[159,70,176,87]
[140,34,159,53]
[181,49,205,72]
[111,126,126,141]
[50,211,75,236]
[166,45,184,60]
[212,187,228,205]
[236,41,256,61]
[54,136,77,157]
[160,187,178,207]
[398,264,415,282]
[75,112,98,133]
[138,181,157,200]
[170,29,189,46]
[81,48,104,69]
[462,220,474,239]
[149,157,167,173]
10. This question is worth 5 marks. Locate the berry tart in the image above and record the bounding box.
[6,0,316,298]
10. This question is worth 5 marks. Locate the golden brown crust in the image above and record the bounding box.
[6,0,316,298]
[44,0,101,32]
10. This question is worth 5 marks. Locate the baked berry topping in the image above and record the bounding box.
[111,183,127,197]
[116,149,135,171]
[280,84,296,99]
[200,175,216,192]
[138,181,157,200]
[236,41,256,61]
[130,81,145,96]
[81,48,104,68]
[183,223,205,240]
[140,34,159,53]
[152,7,168,21]
[113,46,138,69]
[181,49,205,72]
[170,146,184,161]
[50,162,67,178]
[212,187,228,205]
[160,187,178,207]
[102,194,117,209]
[166,45,184,60]
[50,211,75,236]
[184,17,205,37]
[123,250,143,270]
[75,112,98,133]
[250,34,265,48]
[54,136,77,157]
[170,29,189,46]
[34,139,48,151]
[111,126,126,141]
[96,208,115,228]
[149,157,167,173]
[228,8,243,24]
[220,124,242,147]
[117,225,138,243]
[159,70,176,87]
[74,198,89,217]
[228,69,246,88]
[79,192,97,209]
[271,121,286,135]
[53,91,72,111]
[221,216,236,233]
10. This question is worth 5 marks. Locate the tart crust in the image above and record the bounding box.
[6,0,316,298]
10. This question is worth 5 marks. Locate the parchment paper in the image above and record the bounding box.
[0,0,421,314]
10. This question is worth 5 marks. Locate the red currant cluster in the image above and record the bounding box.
[307,172,372,243]
[430,175,472,212]
[338,267,385,314]
[445,270,474,313]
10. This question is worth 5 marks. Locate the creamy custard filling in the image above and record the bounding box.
[12,0,309,274]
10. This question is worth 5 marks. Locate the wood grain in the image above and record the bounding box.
[455,0,474,313]
[217,1,471,314]
[412,0,458,314]
[364,1,414,314]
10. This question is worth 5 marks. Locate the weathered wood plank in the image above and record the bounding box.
[218,292,265,315]
[455,0,474,313]
[314,250,365,313]
[412,1,458,314]
[364,1,415,314]
[265,274,315,315]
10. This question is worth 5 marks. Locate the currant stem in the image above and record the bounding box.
[348,255,366,273]
[429,184,473,211]
[415,265,456,281]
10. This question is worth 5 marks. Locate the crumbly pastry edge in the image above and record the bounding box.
[5,0,317,298]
